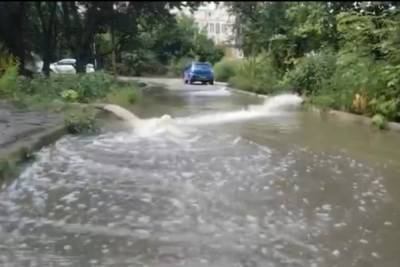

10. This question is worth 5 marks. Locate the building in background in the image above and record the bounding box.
[173,2,243,59]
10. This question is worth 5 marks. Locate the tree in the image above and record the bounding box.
[34,2,59,76]
[0,2,28,75]
[1,1,204,75]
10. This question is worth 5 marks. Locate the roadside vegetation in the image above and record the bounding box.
[215,2,400,126]
[0,2,226,134]
[0,44,141,134]
[0,2,223,129]
[116,15,224,77]
[0,47,139,109]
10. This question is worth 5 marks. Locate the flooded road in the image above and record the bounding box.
[1,80,400,267]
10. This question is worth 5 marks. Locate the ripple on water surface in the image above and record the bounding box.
[0,128,398,267]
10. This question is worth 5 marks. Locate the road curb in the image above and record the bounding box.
[0,105,105,183]
[225,86,269,99]
[0,124,67,181]
[309,107,400,132]
[225,85,400,132]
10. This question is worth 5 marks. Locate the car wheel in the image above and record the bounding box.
[184,79,188,84]
[209,80,214,85]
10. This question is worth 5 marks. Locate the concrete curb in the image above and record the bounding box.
[0,104,106,182]
[226,86,269,99]
[0,124,66,181]
[309,107,400,132]
[226,86,400,132]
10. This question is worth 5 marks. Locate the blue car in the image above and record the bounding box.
[183,62,214,85]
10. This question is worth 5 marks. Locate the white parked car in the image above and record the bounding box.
[50,58,77,74]
[49,58,95,74]
[25,54,95,75]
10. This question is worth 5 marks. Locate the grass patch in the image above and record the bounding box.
[214,58,240,82]
[64,107,99,135]
[104,85,138,108]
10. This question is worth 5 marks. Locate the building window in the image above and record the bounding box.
[216,23,220,34]
[210,23,214,33]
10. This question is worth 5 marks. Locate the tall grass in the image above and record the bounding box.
[213,58,240,82]
[227,53,285,94]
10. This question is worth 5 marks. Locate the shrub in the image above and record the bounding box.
[167,57,194,77]
[229,53,284,94]
[75,72,114,102]
[0,44,20,97]
[104,85,137,107]
[368,97,400,121]
[371,114,388,129]
[61,89,79,102]
[0,64,20,97]
[213,58,240,82]
[121,50,167,76]
[64,109,99,135]
[283,50,336,95]
[302,52,392,114]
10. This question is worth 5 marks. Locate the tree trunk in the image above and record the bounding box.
[42,54,51,77]
[36,2,57,77]
[76,52,88,73]
[16,2,26,76]
[111,25,117,77]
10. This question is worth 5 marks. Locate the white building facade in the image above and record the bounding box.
[174,2,243,58]
[193,3,243,58]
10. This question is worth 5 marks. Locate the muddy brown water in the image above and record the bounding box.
[1,84,400,267]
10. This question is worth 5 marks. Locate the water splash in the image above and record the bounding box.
[175,94,303,126]
[99,94,303,137]
[101,104,140,122]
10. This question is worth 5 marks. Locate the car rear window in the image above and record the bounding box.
[194,63,211,70]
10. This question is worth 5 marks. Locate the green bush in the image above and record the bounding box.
[371,114,388,130]
[213,58,240,82]
[368,97,400,121]
[167,57,194,77]
[61,89,79,102]
[104,85,137,107]
[0,64,20,97]
[300,52,390,114]
[0,44,20,97]
[64,109,99,135]
[228,53,284,94]
[75,72,114,102]
[121,51,167,76]
[283,50,336,95]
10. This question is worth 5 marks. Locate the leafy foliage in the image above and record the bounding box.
[228,53,285,94]
[214,58,241,82]
[227,1,400,125]
[283,50,336,95]
[65,109,99,135]
[0,44,20,97]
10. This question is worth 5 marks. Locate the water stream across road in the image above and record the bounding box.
[1,83,400,267]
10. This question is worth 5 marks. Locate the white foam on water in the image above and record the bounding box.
[175,93,303,126]
[101,104,139,122]
[100,93,303,138]
[190,87,231,96]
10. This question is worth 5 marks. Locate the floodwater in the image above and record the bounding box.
[1,83,400,267]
